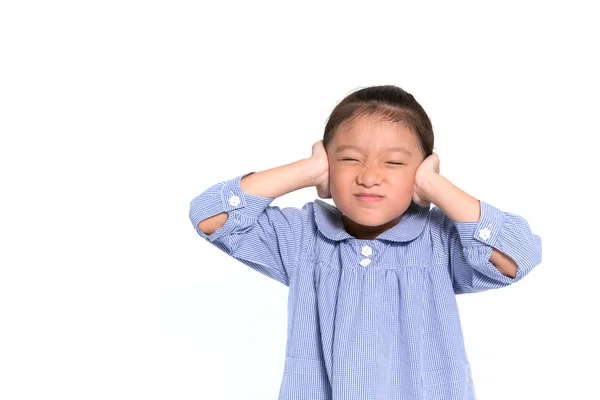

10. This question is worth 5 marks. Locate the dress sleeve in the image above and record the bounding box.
[188,172,310,286]
[430,200,543,294]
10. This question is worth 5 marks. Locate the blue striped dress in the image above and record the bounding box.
[189,171,543,400]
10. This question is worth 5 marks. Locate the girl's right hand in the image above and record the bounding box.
[310,140,331,199]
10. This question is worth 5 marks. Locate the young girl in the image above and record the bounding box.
[189,85,542,400]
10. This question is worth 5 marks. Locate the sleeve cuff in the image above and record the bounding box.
[453,200,505,247]
[221,172,276,218]
[189,171,275,241]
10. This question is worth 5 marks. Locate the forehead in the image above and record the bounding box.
[333,114,418,154]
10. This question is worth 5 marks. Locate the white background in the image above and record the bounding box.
[1,1,598,399]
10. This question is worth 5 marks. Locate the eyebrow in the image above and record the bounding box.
[335,144,412,156]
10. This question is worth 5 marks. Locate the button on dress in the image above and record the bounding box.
[189,172,543,400]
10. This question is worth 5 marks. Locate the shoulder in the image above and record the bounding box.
[427,205,455,248]
[429,205,452,229]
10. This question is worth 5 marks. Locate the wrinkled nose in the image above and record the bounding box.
[357,167,383,186]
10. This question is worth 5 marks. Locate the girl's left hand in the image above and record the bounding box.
[412,152,440,207]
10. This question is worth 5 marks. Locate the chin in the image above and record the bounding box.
[343,210,391,227]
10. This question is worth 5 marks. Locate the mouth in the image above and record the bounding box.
[354,194,384,202]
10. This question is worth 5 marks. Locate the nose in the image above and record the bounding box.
[356,166,383,187]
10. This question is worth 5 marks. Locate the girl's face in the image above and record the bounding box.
[326,114,425,240]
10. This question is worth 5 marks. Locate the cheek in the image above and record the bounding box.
[328,172,345,190]
[389,173,417,194]
[390,169,415,183]
[329,167,351,182]
[328,171,355,194]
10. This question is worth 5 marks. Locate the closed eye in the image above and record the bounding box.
[341,158,404,165]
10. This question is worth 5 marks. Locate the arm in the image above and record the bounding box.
[197,158,321,235]
[189,158,322,286]
[418,172,518,278]
[420,172,543,294]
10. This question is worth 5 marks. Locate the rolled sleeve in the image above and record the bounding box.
[433,200,543,294]
[189,171,274,242]
[454,201,505,248]
[188,171,310,286]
